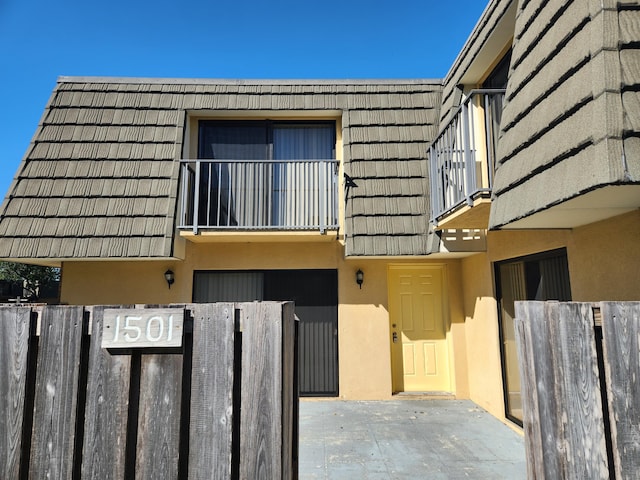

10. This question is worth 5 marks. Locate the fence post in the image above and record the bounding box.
[0,306,32,479]
[188,303,235,480]
[601,302,640,479]
[515,301,613,479]
[515,301,563,479]
[29,306,86,480]
[81,305,131,479]
[238,301,297,480]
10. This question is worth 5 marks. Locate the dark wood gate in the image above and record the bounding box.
[0,302,298,480]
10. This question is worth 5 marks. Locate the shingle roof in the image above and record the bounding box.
[439,0,515,125]
[0,80,184,260]
[343,85,441,256]
[489,0,640,228]
[0,77,442,260]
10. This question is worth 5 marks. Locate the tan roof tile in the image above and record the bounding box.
[1,78,441,259]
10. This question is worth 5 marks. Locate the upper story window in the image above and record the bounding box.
[483,49,511,161]
[199,120,335,161]
[482,48,512,90]
[179,120,339,233]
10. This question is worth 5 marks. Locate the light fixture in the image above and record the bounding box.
[356,269,364,289]
[164,269,175,289]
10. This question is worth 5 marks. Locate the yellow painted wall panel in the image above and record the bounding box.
[61,246,466,401]
[568,210,640,301]
[461,216,639,423]
[460,253,504,419]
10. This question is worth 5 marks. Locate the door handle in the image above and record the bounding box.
[393,332,398,343]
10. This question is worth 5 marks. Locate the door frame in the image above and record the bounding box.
[387,263,452,393]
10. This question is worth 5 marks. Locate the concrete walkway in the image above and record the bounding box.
[299,399,526,479]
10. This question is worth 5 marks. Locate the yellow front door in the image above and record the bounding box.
[388,265,450,392]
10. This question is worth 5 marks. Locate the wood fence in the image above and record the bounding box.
[0,302,298,480]
[515,301,640,480]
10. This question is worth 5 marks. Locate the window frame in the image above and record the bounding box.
[197,119,337,161]
[494,247,572,426]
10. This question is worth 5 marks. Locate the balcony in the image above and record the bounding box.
[429,89,505,229]
[178,159,339,238]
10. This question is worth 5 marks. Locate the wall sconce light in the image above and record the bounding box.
[356,269,364,289]
[164,269,175,289]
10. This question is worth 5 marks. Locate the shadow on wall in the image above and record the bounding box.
[439,229,487,253]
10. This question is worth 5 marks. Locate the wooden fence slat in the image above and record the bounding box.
[0,307,32,480]
[601,301,640,480]
[554,303,609,479]
[240,302,283,480]
[281,302,297,480]
[0,302,297,478]
[514,303,544,480]
[29,306,85,480]
[543,301,570,480]
[80,306,132,480]
[516,301,565,479]
[188,303,235,480]
[517,302,616,479]
[135,353,183,480]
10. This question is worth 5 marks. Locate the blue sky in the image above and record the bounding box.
[0,0,487,198]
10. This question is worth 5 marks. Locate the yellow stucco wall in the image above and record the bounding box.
[61,241,397,398]
[460,253,503,418]
[338,259,468,400]
[568,210,640,301]
[60,241,468,401]
[459,228,571,419]
[61,241,344,305]
[444,261,469,399]
[460,210,639,422]
[338,260,393,399]
[61,260,185,305]
[58,210,638,412]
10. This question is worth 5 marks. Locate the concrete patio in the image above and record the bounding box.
[299,399,526,479]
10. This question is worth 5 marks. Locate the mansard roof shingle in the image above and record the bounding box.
[0,77,442,260]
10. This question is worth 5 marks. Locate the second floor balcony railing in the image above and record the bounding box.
[429,89,506,225]
[178,159,339,234]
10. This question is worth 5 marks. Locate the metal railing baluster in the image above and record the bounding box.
[178,159,339,232]
[428,89,505,224]
[193,160,200,234]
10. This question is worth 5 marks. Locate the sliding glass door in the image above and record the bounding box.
[496,249,571,424]
[272,124,335,226]
[197,120,335,228]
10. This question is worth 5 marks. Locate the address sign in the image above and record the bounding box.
[102,308,184,349]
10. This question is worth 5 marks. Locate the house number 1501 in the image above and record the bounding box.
[112,314,174,343]
[102,309,184,349]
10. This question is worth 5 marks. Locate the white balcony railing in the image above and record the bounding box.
[429,89,505,224]
[178,159,339,234]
